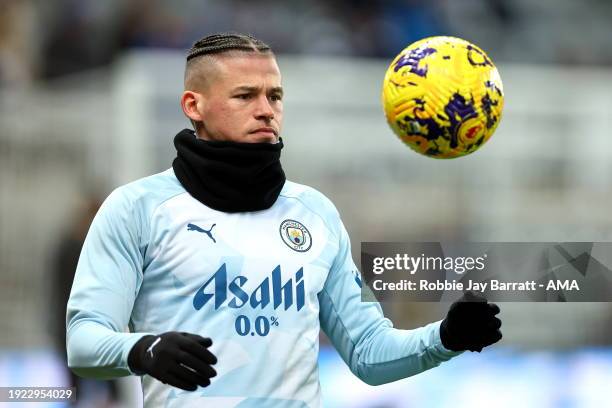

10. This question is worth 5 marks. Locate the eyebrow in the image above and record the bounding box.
[233,85,284,96]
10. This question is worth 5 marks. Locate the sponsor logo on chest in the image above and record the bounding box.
[193,264,305,312]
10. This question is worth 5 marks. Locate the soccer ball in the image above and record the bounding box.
[381,36,504,159]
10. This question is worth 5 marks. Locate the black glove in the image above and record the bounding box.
[128,332,217,391]
[440,291,502,352]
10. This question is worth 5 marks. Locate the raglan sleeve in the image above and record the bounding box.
[66,188,152,379]
[318,212,462,386]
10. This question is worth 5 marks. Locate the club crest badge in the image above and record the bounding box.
[280,219,312,252]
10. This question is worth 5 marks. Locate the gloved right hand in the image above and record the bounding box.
[128,331,217,391]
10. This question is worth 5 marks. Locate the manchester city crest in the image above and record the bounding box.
[279,219,312,252]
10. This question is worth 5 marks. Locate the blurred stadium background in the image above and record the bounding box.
[2,0,612,407]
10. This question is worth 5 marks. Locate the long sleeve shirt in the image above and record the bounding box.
[66,168,460,407]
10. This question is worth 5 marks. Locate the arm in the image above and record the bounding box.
[66,189,150,379]
[319,219,462,386]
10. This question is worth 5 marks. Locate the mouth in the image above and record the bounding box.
[249,128,278,141]
[250,127,277,136]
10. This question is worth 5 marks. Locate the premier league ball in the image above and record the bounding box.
[381,36,504,159]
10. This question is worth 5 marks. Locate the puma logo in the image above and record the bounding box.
[187,223,216,243]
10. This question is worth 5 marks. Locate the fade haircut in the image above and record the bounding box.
[184,32,274,91]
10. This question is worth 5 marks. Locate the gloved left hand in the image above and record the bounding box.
[440,291,502,352]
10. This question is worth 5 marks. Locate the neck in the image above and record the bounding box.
[172,129,286,212]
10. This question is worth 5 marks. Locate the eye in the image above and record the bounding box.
[235,94,251,100]
[270,94,283,102]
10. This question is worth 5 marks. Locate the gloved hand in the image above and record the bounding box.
[128,331,217,391]
[440,291,502,352]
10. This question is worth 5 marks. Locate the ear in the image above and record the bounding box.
[181,91,205,122]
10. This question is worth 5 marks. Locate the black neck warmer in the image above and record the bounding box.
[172,129,286,213]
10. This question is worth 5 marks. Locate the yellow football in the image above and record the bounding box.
[382,36,504,159]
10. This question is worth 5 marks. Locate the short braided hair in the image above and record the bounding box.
[186,32,273,61]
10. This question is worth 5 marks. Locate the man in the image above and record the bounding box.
[67,33,502,407]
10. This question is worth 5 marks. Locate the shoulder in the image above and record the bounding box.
[101,168,186,218]
[280,180,338,214]
[279,180,341,232]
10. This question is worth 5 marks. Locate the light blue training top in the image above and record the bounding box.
[66,168,460,407]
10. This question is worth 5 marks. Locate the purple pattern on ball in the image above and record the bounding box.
[394,47,437,77]
[467,45,493,67]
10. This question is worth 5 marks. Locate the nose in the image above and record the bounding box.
[254,95,274,121]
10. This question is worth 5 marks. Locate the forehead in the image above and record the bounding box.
[212,53,281,86]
